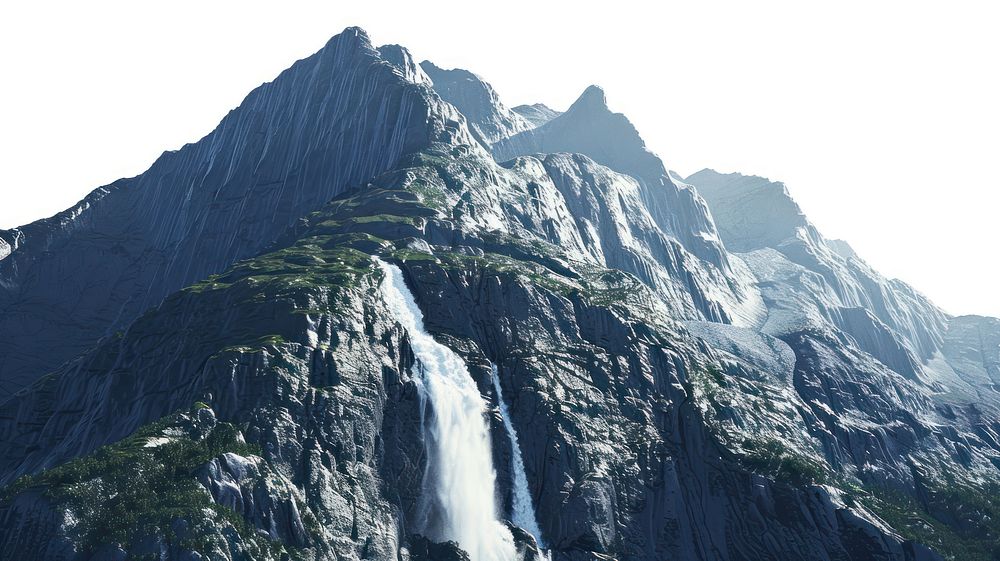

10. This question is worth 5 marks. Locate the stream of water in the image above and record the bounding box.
[376,258,516,561]
[491,364,547,551]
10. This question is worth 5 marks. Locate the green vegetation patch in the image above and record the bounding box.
[854,481,1000,561]
[405,176,450,210]
[390,248,438,263]
[433,250,577,297]
[575,268,645,307]
[185,239,374,299]
[350,213,420,225]
[740,437,828,485]
[0,406,285,557]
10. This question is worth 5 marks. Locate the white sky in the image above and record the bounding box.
[1,1,997,317]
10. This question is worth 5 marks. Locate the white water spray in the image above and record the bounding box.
[491,364,548,551]
[375,258,516,561]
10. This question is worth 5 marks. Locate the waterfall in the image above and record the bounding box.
[491,364,547,550]
[375,258,516,561]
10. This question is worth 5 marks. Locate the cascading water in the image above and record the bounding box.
[490,364,548,552]
[375,258,516,561]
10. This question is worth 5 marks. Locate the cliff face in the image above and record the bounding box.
[0,149,949,561]
[1,26,999,561]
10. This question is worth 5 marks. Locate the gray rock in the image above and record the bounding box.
[493,86,731,272]
[687,168,948,362]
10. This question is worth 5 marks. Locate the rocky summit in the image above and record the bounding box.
[1,26,998,561]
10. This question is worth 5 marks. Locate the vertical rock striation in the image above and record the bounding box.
[688,169,948,364]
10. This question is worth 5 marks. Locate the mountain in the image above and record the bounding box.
[0,28,472,400]
[494,86,732,274]
[2,26,999,561]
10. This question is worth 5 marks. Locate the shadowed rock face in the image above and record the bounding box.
[1,25,998,561]
[0,177,952,560]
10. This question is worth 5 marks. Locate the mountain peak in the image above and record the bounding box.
[568,85,609,113]
[324,26,374,52]
[419,60,531,145]
[3,26,996,561]
[491,84,735,273]
[0,22,462,399]
[378,44,431,85]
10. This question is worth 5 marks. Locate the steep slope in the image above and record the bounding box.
[0,28,475,400]
[684,168,1000,558]
[416,64,762,325]
[932,315,1000,404]
[512,103,561,127]
[377,44,433,85]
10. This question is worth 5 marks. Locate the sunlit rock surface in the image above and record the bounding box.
[688,169,947,362]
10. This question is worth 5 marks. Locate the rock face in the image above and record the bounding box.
[491,84,763,326]
[1,25,998,561]
[377,44,432,85]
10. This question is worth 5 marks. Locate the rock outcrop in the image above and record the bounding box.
[687,169,947,362]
